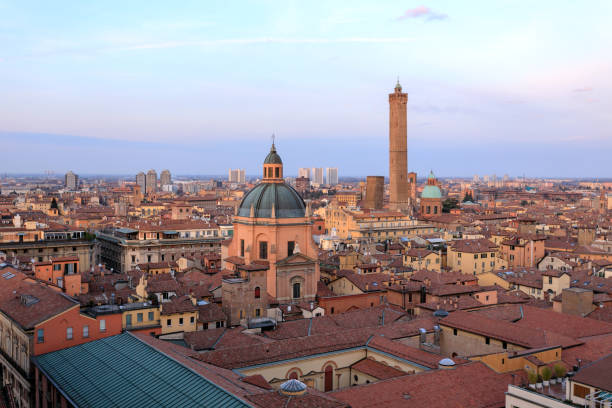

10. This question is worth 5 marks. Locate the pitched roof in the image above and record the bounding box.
[450,238,498,253]
[196,302,226,323]
[351,358,407,380]
[572,353,612,391]
[331,362,512,408]
[160,295,197,315]
[440,310,577,349]
[198,329,373,369]
[245,388,348,408]
[32,333,253,408]
[0,277,77,330]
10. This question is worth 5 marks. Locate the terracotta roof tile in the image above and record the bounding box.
[351,358,407,380]
[331,362,513,408]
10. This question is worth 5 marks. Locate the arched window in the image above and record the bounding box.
[275,167,280,178]
[254,287,261,299]
[289,372,298,380]
[324,365,333,392]
[292,282,301,299]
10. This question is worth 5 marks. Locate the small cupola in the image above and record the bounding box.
[279,379,307,396]
[263,138,283,183]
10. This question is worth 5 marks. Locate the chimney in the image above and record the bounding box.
[433,325,441,346]
[419,328,426,346]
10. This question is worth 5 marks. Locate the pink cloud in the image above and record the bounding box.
[572,87,593,93]
[397,6,448,21]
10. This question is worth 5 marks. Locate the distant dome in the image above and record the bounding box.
[439,358,455,367]
[238,183,306,218]
[264,143,283,164]
[421,185,442,199]
[280,379,307,396]
[422,170,442,199]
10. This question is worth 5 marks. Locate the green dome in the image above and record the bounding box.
[264,143,283,164]
[421,185,442,199]
[238,183,305,218]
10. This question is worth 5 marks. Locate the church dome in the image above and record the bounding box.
[264,143,283,164]
[238,183,306,218]
[421,185,442,199]
[421,170,442,199]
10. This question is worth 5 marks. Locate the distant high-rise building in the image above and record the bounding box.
[326,168,338,186]
[473,174,480,183]
[298,168,311,179]
[228,169,246,184]
[136,172,146,193]
[65,171,78,190]
[160,169,172,187]
[389,80,410,212]
[146,169,157,194]
[311,168,324,185]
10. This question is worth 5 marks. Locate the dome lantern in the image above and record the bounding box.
[263,137,283,182]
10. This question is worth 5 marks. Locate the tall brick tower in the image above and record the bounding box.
[389,80,410,211]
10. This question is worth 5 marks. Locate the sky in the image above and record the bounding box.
[0,1,611,177]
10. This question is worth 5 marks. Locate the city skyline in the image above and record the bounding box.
[1,1,611,176]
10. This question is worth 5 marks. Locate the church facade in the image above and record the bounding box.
[221,142,320,325]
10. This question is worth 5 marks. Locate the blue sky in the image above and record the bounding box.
[0,1,610,177]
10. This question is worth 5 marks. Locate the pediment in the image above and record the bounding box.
[276,252,316,265]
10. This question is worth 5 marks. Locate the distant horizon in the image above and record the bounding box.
[2,169,610,183]
[1,130,610,178]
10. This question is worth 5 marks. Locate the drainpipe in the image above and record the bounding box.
[530,240,534,268]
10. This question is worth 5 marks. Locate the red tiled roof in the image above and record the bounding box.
[196,302,226,323]
[246,389,349,408]
[198,329,374,369]
[334,271,389,292]
[450,238,498,253]
[572,353,612,391]
[160,295,197,315]
[368,335,469,369]
[331,362,513,408]
[440,310,574,349]
[351,358,407,380]
[240,375,273,390]
[515,305,612,339]
[0,276,78,330]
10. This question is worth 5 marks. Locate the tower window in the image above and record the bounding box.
[275,167,280,178]
[259,241,268,259]
[288,241,295,257]
[255,286,261,299]
[240,239,245,257]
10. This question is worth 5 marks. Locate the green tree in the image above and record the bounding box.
[520,200,529,206]
[442,198,459,213]
[462,192,473,202]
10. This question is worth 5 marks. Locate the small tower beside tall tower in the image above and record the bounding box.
[388,80,411,212]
